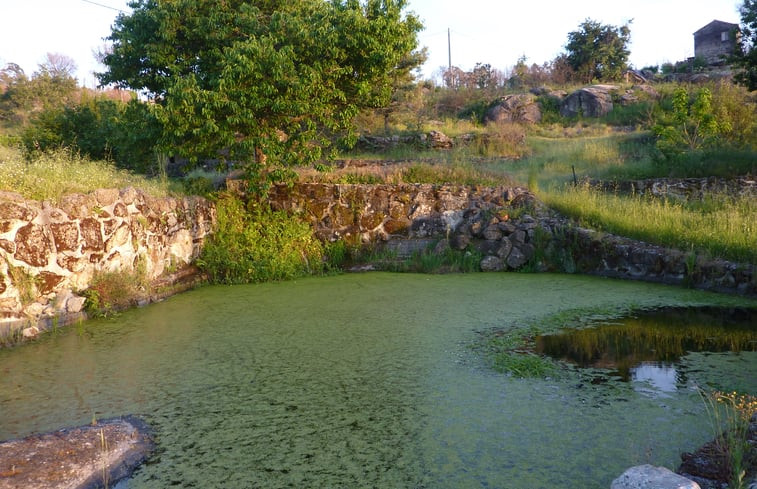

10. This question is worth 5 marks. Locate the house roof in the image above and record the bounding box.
[694,20,739,37]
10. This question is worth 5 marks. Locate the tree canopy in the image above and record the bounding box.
[98,0,423,177]
[1,54,79,127]
[735,0,757,90]
[564,19,631,83]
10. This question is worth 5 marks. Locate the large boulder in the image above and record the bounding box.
[484,94,541,124]
[560,85,615,118]
[611,465,700,489]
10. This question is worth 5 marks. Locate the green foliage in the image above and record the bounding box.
[198,193,325,284]
[709,81,757,147]
[82,266,148,317]
[5,262,39,305]
[650,82,757,159]
[535,95,563,124]
[564,19,631,82]
[600,101,654,127]
[384,245,483,274]
[100,0,423,182]
[22,96,162,173]
[479,330,558,378]
[653,87,724,155]
[491,352,557,378]
[400,162,513,186]
[734,0,757,90]
[699,390,757,488]
[0,59,78,128]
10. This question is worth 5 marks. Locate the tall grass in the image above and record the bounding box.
[507,132,756,189]
[544,184,757,264]
[505,134,634,188]
[0,146,180,201]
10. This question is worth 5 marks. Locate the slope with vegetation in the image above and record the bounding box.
[1,1,756,284]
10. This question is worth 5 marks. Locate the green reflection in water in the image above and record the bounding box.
[1,273,755,489]
[535,307,757,382]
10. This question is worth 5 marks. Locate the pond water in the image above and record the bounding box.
[1,273,756,489]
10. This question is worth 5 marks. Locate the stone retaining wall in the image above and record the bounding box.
[593,175,756,201]
[539,218,756,296]
[0,188,215,337]
[268,182,755,297]
[267,182,531,243]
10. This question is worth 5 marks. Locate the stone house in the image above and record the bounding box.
[694,20,740,65]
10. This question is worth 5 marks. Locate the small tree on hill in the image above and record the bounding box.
[565,19,631,83]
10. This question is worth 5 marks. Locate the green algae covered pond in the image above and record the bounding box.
[1,273,756,488]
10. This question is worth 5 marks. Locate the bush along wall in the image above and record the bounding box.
[0,188,215,341]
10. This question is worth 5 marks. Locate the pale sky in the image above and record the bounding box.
[0,0,742,86]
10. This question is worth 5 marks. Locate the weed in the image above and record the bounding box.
[82,267,148,317]
[0,146,182,202]
[479,329,558,378]
[6,263,38,305]
[100,428,110,489]
[381,243,482,274]
[198,192,325,284]
[491,352,557,378]
[699,389,757,489]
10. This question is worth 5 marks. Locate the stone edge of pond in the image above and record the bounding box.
[0,415,154,489]
[0,265,206,349]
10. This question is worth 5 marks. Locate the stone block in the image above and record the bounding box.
[14,223,51,267]
[0,201,36,221]
[483,224,503,241]
[506,246,529,269]
[66,295,86,314]
[480,255,504,271]
[450,233,470,250]
[37,271,65,295]
[50,221,80,252]
[80,217,104,251]
[94,188,120,207]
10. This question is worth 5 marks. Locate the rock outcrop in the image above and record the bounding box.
[484,94,542,124]
[560,85,616,118]
[0,416,153,489]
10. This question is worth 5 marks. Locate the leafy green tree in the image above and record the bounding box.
[0,55,78,128]
[734,0,757,90]
[653,87,725,155]
[98,0,423,182]
[565,19,631,83]
[23,95,162,173]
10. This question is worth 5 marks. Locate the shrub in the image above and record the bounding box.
[82,266,148,317]
[198,193,325,284]
[22,96,162,173]
[653,87,722,155]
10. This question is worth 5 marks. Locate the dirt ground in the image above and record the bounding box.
[0,416,153,489]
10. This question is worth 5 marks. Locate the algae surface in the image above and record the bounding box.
[0,273,754,488]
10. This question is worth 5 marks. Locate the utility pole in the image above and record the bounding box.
[447,28,452,70]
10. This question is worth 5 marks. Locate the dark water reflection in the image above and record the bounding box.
[535,307,757,392]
